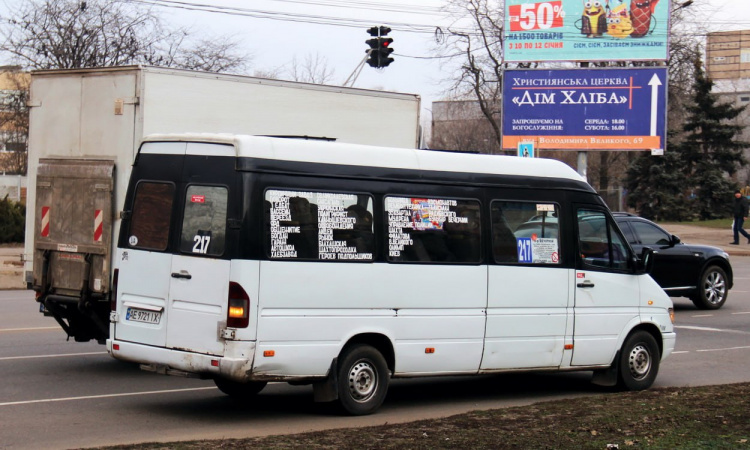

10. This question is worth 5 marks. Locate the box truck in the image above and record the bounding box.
[24,66,421,343]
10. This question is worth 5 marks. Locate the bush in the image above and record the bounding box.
[0,195,25,243]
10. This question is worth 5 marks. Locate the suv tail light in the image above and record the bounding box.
[227,282,249,328]
[111,268,119,312]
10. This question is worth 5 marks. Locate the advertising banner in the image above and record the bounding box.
[502,68,667,151]
[504,0,670,62]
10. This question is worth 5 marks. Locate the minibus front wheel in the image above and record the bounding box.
[618,330,660,391]
[214,377,267,400]
[336,344,390,415]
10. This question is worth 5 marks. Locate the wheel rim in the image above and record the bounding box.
[347,359,377,403]
[703,271,726,305]
[628,344,651,380]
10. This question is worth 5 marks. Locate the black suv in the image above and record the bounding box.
[613,213,733,309]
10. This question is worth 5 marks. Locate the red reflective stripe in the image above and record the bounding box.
[94,210,103,242]
[41,206,50,237]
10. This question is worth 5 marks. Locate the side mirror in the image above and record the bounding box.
[635,247,655,274]
[670,234,681,246]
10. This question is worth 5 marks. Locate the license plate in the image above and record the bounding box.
[126,307,162,324]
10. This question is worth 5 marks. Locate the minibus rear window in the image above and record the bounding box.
[265,190,374,261]
[180,185,228,256]
[491,201,561,264]
[128,182,175,251]
[385,196,481,263]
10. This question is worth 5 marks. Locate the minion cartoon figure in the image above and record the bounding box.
[607,2,634,38]
[630,0,659,38]
[581,0,608,38]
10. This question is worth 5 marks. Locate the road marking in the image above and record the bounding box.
[0,387,216,407]
[675,325,724,332]
[0,352,107,361]
[671,350,690,354]
[697,346,750,353]
[0,327,60,332]
[691,314,713,318]
[731,312,750,315]
[674,325,750,335]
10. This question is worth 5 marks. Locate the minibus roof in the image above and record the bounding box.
[141,133,587,183]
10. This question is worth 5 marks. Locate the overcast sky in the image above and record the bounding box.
[3,0,750,120]
[135,0,750,117]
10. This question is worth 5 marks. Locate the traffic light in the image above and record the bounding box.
[365,26,394,68]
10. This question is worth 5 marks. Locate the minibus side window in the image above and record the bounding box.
[265,190,374,261]
[491,201,561,264]
[578,210,629,270]
[128,182,174,251]
[179,185,228,256]
[384,196,481,263]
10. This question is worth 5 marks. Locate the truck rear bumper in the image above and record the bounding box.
[107,339,255,382]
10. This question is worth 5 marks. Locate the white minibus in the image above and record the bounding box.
[108,134,676,415]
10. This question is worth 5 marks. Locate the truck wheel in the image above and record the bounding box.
[692,265,728,310]
[214,378,267,399]
[618,331,660,391]
[337,344,389,416]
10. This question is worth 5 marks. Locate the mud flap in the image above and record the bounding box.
[591,350,620,387]
[313,357,339,402]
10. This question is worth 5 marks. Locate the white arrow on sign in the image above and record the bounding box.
[648,73,662,137]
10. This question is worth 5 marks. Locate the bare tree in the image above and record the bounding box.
[0,0,250,73]
[285,53,335,85]
[438,0,505,154]
[0,68,29,174]
[665,1,704,135]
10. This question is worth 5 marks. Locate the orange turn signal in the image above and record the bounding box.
[263,350,275,357]
[229,305,246,318]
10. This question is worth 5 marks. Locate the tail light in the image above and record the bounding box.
[227,282,249,328]
[111,268,119,312]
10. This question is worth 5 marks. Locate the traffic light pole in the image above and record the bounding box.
[343,52,371,87]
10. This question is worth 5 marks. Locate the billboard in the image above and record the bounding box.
[504,0,670,62]
[502,68,667,151]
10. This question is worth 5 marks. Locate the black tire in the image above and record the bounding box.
[214,378,267,399]
[617,330,660,391]
[336,344,390,416]
[692,265,728,310]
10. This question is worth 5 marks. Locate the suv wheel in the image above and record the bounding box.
[692,265,728,310]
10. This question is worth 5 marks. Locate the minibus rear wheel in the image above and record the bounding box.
[214,378,267,399]
[336,344,390,415]
[617,330,660,391]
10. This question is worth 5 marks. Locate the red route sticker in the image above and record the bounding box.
[577,272,585,279]
[191,195,205,203]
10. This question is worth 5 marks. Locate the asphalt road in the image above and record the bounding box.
[1,259,749,450]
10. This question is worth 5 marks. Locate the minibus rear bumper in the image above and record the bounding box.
[107,339,255,382]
